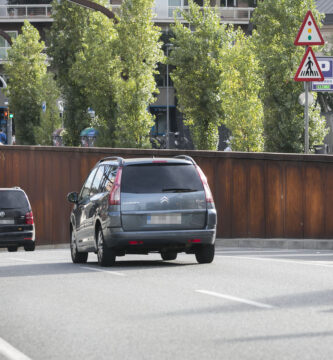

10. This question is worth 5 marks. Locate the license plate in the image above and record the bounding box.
[147,214,181,225]
[0,219,14,225]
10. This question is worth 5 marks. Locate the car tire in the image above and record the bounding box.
[161,252,177,261]
[7,246,17,252]
[97,227,115,267]
[195,244,215,264]
[24,242,35,251]
[70,229,88,264]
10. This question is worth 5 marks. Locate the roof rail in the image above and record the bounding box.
[98,156,124,165]
[174,155,196,164]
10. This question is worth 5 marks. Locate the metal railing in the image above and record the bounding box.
[0,5,52,19]
[168,6,254,22]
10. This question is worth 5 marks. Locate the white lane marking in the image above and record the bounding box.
[232,253,333,258]
[215,250,333,255]
[216,250,301,254]
[216,255,333,268]
[79,266,126,277]
[8,258,34,262]
[0,337,32,360]
[196,290,274,309]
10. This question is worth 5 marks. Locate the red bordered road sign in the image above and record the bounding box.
[294,47,324,81]
[294,10,324,46]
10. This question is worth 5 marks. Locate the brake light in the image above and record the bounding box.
[109,167,123,205]
[195,165,214,204]
[25,211,34,225]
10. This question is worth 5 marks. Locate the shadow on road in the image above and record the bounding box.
[0,259,196,278]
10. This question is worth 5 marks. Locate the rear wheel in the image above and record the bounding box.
[24,242,35,251]
[70,229,88,264]
[195,244,215,264]
[97,228,115,267]
[7,246,17,252]
[161,252,177,261]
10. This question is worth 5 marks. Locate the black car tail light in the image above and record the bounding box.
[25,211,34,225]
[109,167,123,205]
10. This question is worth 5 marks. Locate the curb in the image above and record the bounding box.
[215,238,333,250]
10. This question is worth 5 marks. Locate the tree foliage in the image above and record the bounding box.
[71,0,163,148]
[35,73,61,145]
[221,31,264,151]
[5,21,47,145]
[48,0,92,146]
[112,0,164,148]
[169,0,264,151]
[252,0,328,152]
[169,0,227,150]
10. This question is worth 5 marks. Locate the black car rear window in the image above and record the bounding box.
[0,190,29,209]
[121,164,203,194]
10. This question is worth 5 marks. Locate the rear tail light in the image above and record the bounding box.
[188,239,201,243]
[109,167,123,205]
[195,165,214,204]
[128,241,144,245]
[25,211,34,225]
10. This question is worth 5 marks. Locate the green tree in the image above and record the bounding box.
[221,31,264,152]
[5,21,47,145]
[48,0,92,146]
[71,0,163,148]
[113,0,163,148]
[70,3,118,147]
[169,0,228,150]
[252,0,328,153]
[35,73,62,145]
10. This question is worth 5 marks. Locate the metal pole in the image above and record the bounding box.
[304,80,309,154]
[166,45,170,149]
[304,45,309,154]
[7,117,12,145]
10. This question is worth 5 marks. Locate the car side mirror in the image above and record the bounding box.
[67,192,78,204]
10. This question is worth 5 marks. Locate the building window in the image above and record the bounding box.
[0,31,17,61]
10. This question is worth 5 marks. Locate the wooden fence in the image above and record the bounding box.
[1,146,333,245]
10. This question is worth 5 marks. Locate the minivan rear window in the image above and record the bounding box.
[0,190,29,209]
[121,164,203,194]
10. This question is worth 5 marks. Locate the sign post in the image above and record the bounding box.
[294,10,324,154]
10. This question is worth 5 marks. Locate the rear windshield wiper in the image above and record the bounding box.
[162,188,197,193]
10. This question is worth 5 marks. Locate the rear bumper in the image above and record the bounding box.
[0,231,35,248]
[104,227,216,250]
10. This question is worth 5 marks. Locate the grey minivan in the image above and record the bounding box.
[67,155,217,266]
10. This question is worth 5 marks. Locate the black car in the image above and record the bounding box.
[0,187,35,252]
[67,155,217,267]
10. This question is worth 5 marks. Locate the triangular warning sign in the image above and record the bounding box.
[294,10,324,46]
[294,47,324,82]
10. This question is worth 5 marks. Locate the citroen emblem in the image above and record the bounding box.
[0,211,5,218]
[160,196,169,205]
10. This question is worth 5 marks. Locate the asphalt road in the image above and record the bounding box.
[1,246,333,360]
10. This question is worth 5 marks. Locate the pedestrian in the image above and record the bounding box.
[0,128,6,145]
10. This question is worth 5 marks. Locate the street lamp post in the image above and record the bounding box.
[58,0,117,21]
[165,43,173,149]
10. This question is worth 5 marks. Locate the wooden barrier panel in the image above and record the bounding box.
[1,146,333,245]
